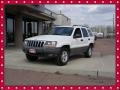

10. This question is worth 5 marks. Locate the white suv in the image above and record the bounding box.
[23,25,95,66]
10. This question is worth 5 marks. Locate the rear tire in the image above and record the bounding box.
[56,48,69,66]
[26,54,38,62]
[84,46,92,58]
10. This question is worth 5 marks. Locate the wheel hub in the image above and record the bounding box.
[61,51,68,63]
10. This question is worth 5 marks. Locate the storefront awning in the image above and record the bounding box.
[5,5,55,21]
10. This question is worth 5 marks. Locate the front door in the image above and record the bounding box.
[71,28,84,55]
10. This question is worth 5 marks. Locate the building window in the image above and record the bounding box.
[23,21,38,39]
[6,17,14,44]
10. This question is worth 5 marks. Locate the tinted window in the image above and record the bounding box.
[49,27,73,36]
[88,29,93,36]
[81,28,88,37]
[73,28,82,38]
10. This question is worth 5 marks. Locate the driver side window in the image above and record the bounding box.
[73,28,82,38]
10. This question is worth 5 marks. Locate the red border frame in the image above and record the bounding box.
[0,0,120,90]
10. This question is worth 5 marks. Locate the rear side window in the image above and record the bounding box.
[88,29,93,36]
[81,28,89,37]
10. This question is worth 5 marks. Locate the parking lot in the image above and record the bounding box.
[5,38,115,85]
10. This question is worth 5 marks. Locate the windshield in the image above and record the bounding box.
[49,27,73,36]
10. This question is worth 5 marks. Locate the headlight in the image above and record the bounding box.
[44,41,57,47]
[24,41,27,45]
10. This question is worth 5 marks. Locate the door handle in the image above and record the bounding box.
[88,38,90,40]
[81,39,83,41]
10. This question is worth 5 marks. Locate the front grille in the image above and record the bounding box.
[27,40,45,47]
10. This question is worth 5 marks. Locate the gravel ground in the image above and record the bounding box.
[93,38,115,56]
[5,38,115,85]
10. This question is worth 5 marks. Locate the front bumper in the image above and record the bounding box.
[23,46,61,57]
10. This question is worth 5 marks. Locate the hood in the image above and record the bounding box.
[25,35,71,41]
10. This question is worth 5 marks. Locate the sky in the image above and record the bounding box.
[45,5,115,27]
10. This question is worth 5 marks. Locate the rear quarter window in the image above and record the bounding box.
[88,29,93,37]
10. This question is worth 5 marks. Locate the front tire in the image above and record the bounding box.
[56,48,69,66]
[84,46,92,57]
[26,54,38,62]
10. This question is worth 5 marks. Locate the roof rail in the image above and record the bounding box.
[73,25,89,28]
[73,25,82,26]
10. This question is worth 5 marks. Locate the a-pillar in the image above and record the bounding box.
[14,14,23,48]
